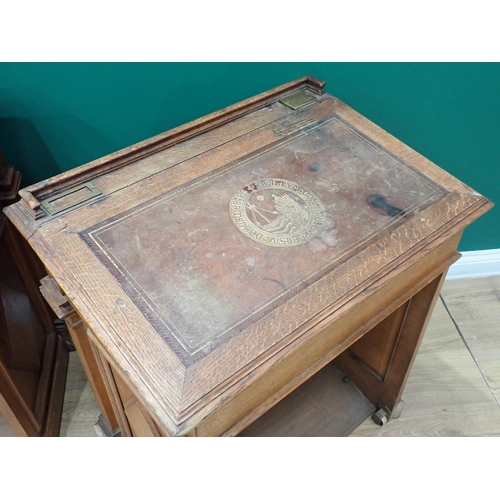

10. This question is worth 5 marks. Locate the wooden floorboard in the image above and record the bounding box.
[239,362,375,437]
[440,275,500,405]
[59,351,100,437]
[351,296,500,436]
[1,275,499,437]
[0,411,17,437]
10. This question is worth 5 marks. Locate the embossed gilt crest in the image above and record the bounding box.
[230,178,325,247]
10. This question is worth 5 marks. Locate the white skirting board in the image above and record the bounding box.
[446,248,500,280]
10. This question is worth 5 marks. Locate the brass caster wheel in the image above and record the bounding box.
[372,407,389,426]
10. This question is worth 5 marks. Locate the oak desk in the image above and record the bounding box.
[4,77,492,436]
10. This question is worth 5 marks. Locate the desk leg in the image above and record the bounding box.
[335,272,446,422]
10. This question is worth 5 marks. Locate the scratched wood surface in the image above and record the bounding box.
[81,113,444,364]
[3,77,493,436]
[2,276,498,437]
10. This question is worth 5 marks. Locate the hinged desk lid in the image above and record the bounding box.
[4,76,493,434]
[81,113,443,366]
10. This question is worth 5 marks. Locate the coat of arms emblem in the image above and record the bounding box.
[229,178,325,247]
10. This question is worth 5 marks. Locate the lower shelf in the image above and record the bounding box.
[238,362,375,437]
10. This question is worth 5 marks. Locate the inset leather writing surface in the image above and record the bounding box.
[82,115,445,365]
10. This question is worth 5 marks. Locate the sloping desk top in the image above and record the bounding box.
[4,76,492,435]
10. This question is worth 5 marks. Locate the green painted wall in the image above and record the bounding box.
[0,63,498,251]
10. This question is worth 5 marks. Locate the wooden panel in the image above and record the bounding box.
[336,272,447,414]
[0,154,70,438]
[110,362,161,437]
[0,241,45,405]
[351,297,500,437]
[0,212,69,436]
[30,276,500,437]
[112,363,135,406]
[4,223,57,336]
[124,401,162,437]
[196,236,461,436]
[123,402,154,437]
[91,346,132,436]
[43,334,69,436]
[348,304,409,379]
[0,375,37,436]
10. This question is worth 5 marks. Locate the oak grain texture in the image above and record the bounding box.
[2,77,493,437]
[21,175,487,436]
[195,237,461,436]
[348,303,408,379]
[8,276,496,438]
[336,272,446,413]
